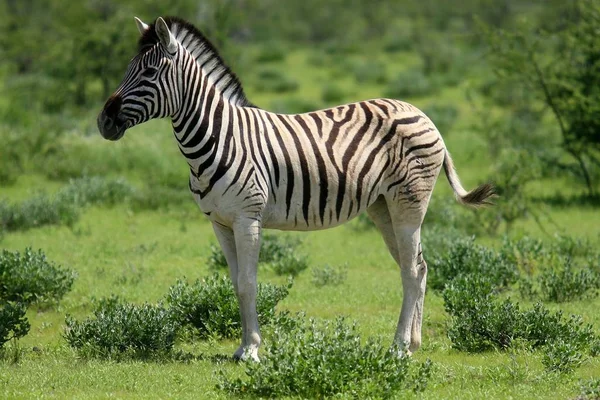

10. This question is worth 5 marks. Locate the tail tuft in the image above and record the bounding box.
[443,149,496,207]
[459,182,496,207]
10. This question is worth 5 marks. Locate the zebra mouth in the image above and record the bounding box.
[98,112,127,141]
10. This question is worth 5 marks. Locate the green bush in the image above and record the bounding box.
[165,274,291,339]
[219,316,432,398]
[58,176,135,208]
[423,103,458,135]
[349,212,376,231]
[261,234,308,276]
[500,236,548,276]
[0,248,75,305]
[0,176,192,233]
[129,186,191,211]
[255,68,298,94]
[311,264,348,287]
[321,83,347,104]
[0,193,79,233]
[383,33,413,53]
[429,236,518,291]
[578,378,600,400]
[443,275,519,352]
[208,234,308,277]
[255,43,286,63]
[542,339,584,374]
[551,233,598,259]
[537,259,600,303]
[0,176,135,233]
[351,60,387,84]
[521,303,595,351]
[443,275,596,361]
[510,235,600,303]
[64,299,178,360]
[269,97,322,114]
[385,68,435,99]
[206,244,228,270]
[0,301,30,350]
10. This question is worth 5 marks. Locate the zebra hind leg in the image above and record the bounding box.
[374,199,427,355]
[367,197,425,354]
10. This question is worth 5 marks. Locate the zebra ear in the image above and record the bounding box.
[155,17,177,53]
[134,17,149,35]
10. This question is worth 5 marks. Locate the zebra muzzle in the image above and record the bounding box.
[98,95,126,141]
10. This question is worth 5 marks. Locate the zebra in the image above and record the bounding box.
[97,16,495,361]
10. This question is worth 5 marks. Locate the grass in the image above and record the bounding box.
[1,43,599,399]
[1,196,599,398]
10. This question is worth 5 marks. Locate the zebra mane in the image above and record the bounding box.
[138,16,255,108]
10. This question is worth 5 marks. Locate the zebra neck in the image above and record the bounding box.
[170,21,253,108]
[172,81,243,183]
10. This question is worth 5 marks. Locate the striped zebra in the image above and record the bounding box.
[98,16,494,361]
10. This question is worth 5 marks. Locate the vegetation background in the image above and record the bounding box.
[0,0,599,399]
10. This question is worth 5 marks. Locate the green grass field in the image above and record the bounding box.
[1,45,599,399]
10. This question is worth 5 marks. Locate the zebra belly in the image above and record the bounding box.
[260,184,376,231]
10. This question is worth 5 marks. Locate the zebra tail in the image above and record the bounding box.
[443,149,496,207]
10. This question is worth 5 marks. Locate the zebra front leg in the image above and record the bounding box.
[232,215,262,362]
[211,222,247,359]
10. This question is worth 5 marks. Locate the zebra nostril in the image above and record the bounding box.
[103,115,114,130]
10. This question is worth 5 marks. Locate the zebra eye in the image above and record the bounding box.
[141,67,158,79]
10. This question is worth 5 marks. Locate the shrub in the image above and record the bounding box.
[350,212,376,231]
[261,234,308,276]
[218,316,432,398]
[520,303,595,350]
[0,193,79,233]
[578,378,600,400]
[321,83,347,104]
[165,274,291,339]
[443,275,596,360]
[422,197,480,234]
[537,259,600,303]
[255,43,286,63]
[0,154,20,186]
[551,233,598,259]
[383,33,413,53]
[269,97,321,114]
[255,68,298,94]
[207,244,228,270]
[423,103,458,135]
[429,236,518,291]
[0,248,75,305]
[0,301,30,350]
[443,275,520,352]
[64,300,178,359]
[385,68,435,99]
[129,186,191,211]
[0,176,134,233]
[311,264,348,287]
[269,254,308,277]
[351,60,387,84]
[207,234,308,277]
[541,339,584,374]
[259,234,300,263]
[58,176,135,208]
[500,235,548,276]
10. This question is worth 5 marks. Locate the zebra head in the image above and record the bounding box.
[98,17,180,141]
